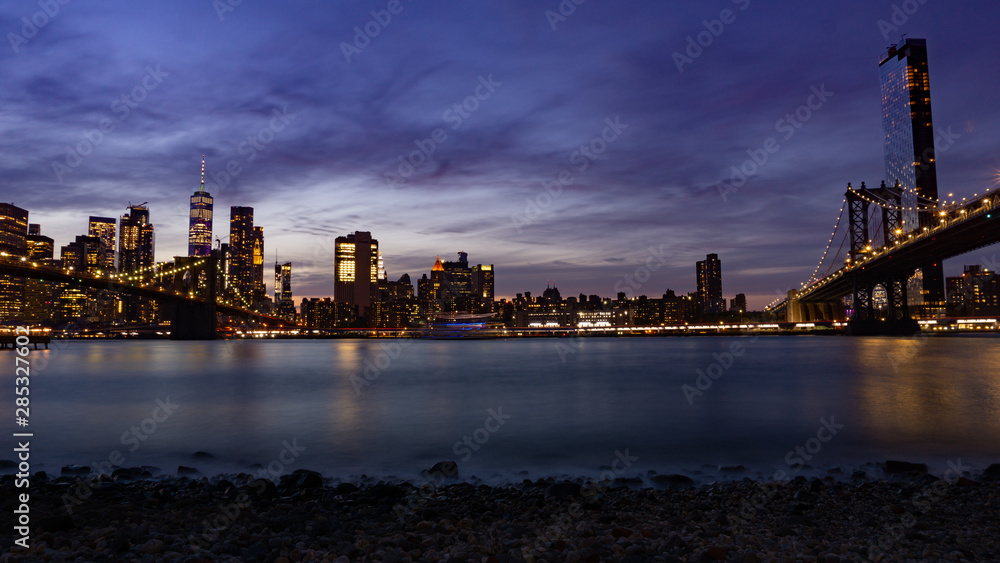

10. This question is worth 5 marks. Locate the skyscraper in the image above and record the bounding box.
[88,216,117,269]
[696,253,724,315]
[274,261,295,319]
[188,157,214,256]
[118,205,154,274]
[252,226,265,306]
[334,231,378,318]
[879,38,944,307]
[0,203,29,321]
[228,206,255,304]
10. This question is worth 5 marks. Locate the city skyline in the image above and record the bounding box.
[3,2,1000,308]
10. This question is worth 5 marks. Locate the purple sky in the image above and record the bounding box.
[2,0,999,308]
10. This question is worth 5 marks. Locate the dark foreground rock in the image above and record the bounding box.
[2,472,998,562]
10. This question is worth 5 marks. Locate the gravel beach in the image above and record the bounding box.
[3,464,999,562]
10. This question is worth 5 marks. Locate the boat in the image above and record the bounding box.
[422,312,503,339]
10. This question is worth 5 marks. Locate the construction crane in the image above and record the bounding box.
[127,201,149,210]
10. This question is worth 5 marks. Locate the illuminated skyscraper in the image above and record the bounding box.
[228,206,255,305]
[274,261,295,319]
[879,38,944,307]
[252,226,265,306]
[472,263,495,312]
[0,203,28,321]
[118,205,155,323]
[334,231,378,318]
[696,253,724,315]
[188,157,214,257]
[118,205,154,274]
[88,216,117,269]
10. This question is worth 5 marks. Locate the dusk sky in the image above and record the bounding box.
[3,0,999,308]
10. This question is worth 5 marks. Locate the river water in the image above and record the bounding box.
[5,335,1000,483]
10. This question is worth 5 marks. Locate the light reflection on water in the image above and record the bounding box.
[4,336,999,481]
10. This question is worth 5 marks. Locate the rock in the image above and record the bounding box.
[613,477,643,486]
[544,481,582,498]
[37,514,74,533]
[60,464,91,476]
[882,460,928,476]
[141,539,165,555]
[112,467,152,480]
[0,460,16,472]
[705,546,730,560]
[956,477,978,487]
[426,460,458,479]
[982,463,1000,481]
[335,482,359,494]
[177,466,201,476]
[611,527,634,538]
[719,465,747,473]
[281,469,323,490]
[650,474,696,488]
[191,451,215,460]
[368,483,407,499]
[246,478,279,499]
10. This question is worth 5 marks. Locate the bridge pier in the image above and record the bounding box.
[170,302,217,340]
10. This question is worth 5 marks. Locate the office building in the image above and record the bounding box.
[118,205,154,274]
[88,216,117,269]
[274,261,295,320]
[730,293,747,313]
[0,203,29,321]
[334,231,378,318]
[252,226,265,306]
[228,206,255,305]
[946,265,999,316]
[696,253,724,315]
[188,157,214,256]
[879,38,944,307]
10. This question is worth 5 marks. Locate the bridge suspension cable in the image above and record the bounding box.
[804,198,848,287]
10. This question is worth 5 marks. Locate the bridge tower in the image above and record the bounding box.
[843,182,918,335]
[169,254,219,340]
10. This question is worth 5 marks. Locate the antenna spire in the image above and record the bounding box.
[200,155,205,193]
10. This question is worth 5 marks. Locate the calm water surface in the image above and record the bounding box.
[5,335,1000,483]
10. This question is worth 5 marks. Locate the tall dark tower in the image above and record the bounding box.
[188,156,214,256]
[879,38,944,307]
[696,253,723,315]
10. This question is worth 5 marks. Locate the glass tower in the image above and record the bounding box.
[879,38,943,307]
[188,157,214,256]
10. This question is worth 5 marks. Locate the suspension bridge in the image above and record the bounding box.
[768,181,1000,334]
[0,254,285,340]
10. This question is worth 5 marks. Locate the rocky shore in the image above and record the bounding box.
[2,462,998,563]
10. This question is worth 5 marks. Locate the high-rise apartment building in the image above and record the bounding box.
[879,38,944,307]
[696,253,724,315]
